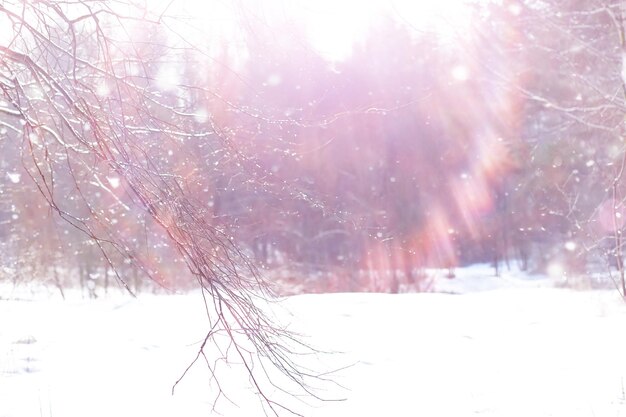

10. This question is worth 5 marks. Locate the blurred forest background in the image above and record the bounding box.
[1,0,623,296]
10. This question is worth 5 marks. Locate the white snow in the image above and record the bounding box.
[6,172,20,184]
[2,267,626,416]
[106,176,120,189]
[451,65,470,82]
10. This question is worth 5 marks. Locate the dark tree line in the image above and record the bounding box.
[6,1,626,297]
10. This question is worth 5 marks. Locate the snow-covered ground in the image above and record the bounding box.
[2,266,626,416]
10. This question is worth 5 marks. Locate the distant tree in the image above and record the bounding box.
[482,0,626,288]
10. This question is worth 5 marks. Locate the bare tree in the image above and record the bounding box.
[0,1,337,414]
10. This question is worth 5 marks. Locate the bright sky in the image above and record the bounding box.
[171,0,474,61]
[0,0,474,63]
[296,0,474,60]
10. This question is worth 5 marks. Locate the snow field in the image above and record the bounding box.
[2,270,626,416]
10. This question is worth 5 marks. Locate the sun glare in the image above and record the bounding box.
[296,0,474,60]
[177,0,475,62]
